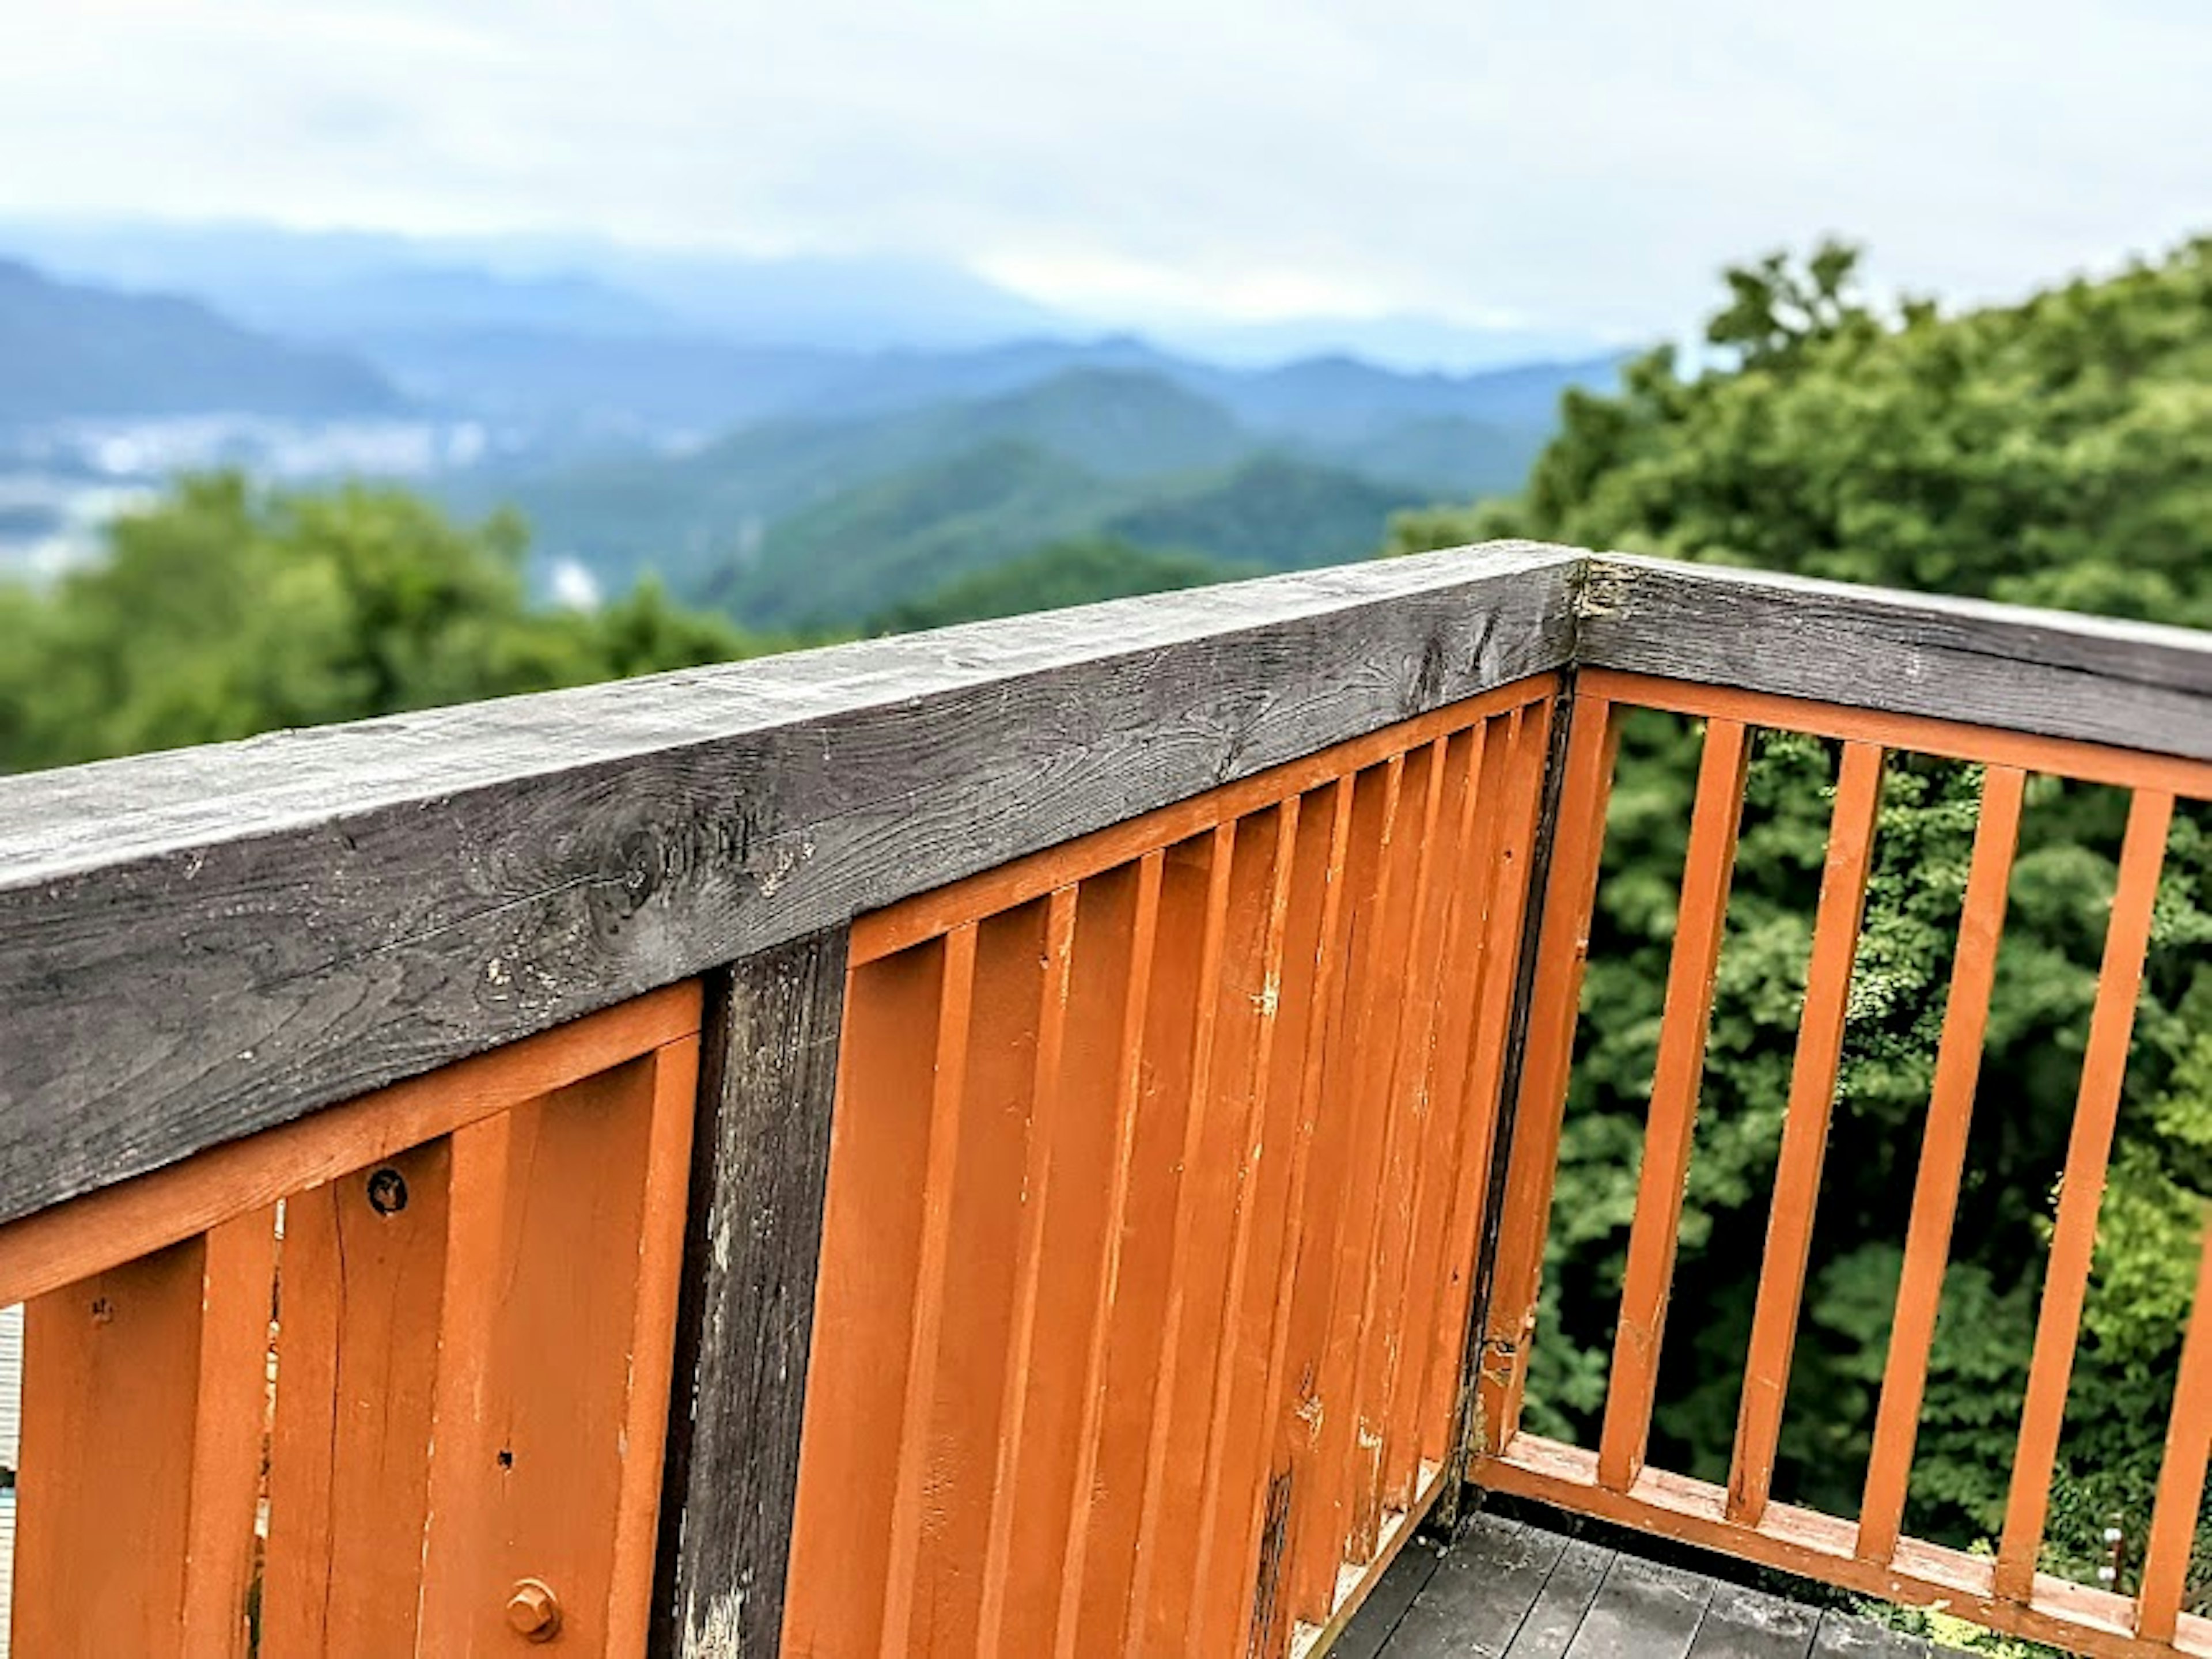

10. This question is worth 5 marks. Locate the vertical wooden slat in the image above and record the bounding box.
[784,938,951,1657]
[1424,707,1531,1460]
[1177,802,1301,1653]
[1381,721,1488,1506]
[2137,1211,2212,1643]
[1346,736,1454,1561]
[608,1038,703,1658]
[1191,787,1343,1658]
[1728,741,1886,1525]
[975,888,1080,1654]
[1995,788,2174,1601]
[1477,691,1621,1453]
[192,1211,282,1657]
[1125,822,1242,1653]
[414,1042,698,1656]
[1430,702,1555,1468]
[995,865,1150,1654]
[1596,716,1753,1492]
[412,1109,512,1652]
[1073,835,1221,1650]
[1236,777,1359,1658]
[1857,764,2028,1564]
[13,1209,275,1658]
[1285,756,1408,1623]
[907,902,1056,1652]
[1052,854,1164,1659]
[878,923,980,1657]
[657,930,849,1659]
[264,1141,453,1658]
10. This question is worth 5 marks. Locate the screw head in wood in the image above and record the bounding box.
[506,1578,561,1641]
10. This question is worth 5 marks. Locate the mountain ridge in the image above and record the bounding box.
[0,259,402,423]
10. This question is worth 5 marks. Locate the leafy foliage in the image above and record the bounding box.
[0,471,777,773]
[865,536,1244,634]
[1412,236,2212,1604]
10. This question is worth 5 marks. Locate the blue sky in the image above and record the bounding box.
[1,0,2204,346]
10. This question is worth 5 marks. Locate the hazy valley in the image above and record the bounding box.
[0,222,1610,623]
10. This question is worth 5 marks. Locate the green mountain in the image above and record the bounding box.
[0,259,400,422]
[1103,454,1427,570]
[1305,412,1548,497]
[700,440,1122,624]
[460,358,1555,620]
[865,537,1245,634]
[459,366,1256,593]
[699,438,1434,629]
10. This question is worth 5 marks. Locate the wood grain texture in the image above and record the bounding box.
[1564,1554,1716,1659]
[1294,1506,1968,1659]
[1375,1515,1567,1657]
[18,539,2212,1245]
[1684,1581,1823,1659]
[12,1211,276,1658]
[412,1046,695,1657]
[0,545,1578,1229]
[1330,1533,1447,1659]
[1501,1536,1615,1659]
[264,1140,453,1658]
[1577,555,2212,764]
[1480,1433,2199,1659]
[1806,1613,1934,1657]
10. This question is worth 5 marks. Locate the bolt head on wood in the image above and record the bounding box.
[506,1579,561,1641]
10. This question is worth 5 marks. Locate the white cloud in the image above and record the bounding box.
[0,0,2203,337]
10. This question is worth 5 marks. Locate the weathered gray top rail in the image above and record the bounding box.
[0,543,1579,1225]
[5,540,2211,1230]
[1580,555,2212,760]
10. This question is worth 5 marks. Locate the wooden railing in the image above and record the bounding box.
[1474,648,2212,1658]
[2,544,2210,1657]
[0,991,700,1653]
[783,679,1555,1658]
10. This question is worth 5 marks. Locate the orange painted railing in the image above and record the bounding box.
[0,986,700,1656]
[783,676,1558,1658]
[1474,668,2212,1659]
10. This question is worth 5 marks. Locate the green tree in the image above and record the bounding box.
[0,471,777,774]
[865,536,1243,634]
[1402,236,2212,1600]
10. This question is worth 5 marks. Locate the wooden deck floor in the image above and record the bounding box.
[1336,1510,1951,1658]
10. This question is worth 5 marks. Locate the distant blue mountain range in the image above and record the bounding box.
[0,217,1609,367]
[0,221,1624,624]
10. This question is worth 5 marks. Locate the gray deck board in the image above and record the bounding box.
[1358,1510,1957,1659]
[1376,1516,1569,1657]
[1558,1554,1715,1659]
[1496,1539,1613,1659]
[1334,1533,1451,1659]
[1808,1611,1936,1657]
[1684,1581,1824,1659]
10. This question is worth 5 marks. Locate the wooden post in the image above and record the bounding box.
[651,929,850,1659]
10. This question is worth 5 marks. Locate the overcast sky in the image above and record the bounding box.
[2,0,2205,342]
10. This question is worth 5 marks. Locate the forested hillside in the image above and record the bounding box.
[454,357,1591,622]
[1399,236,2212,1604]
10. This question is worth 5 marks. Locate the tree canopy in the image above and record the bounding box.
[1394,236,2212,1624]
[0,471,775,774]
